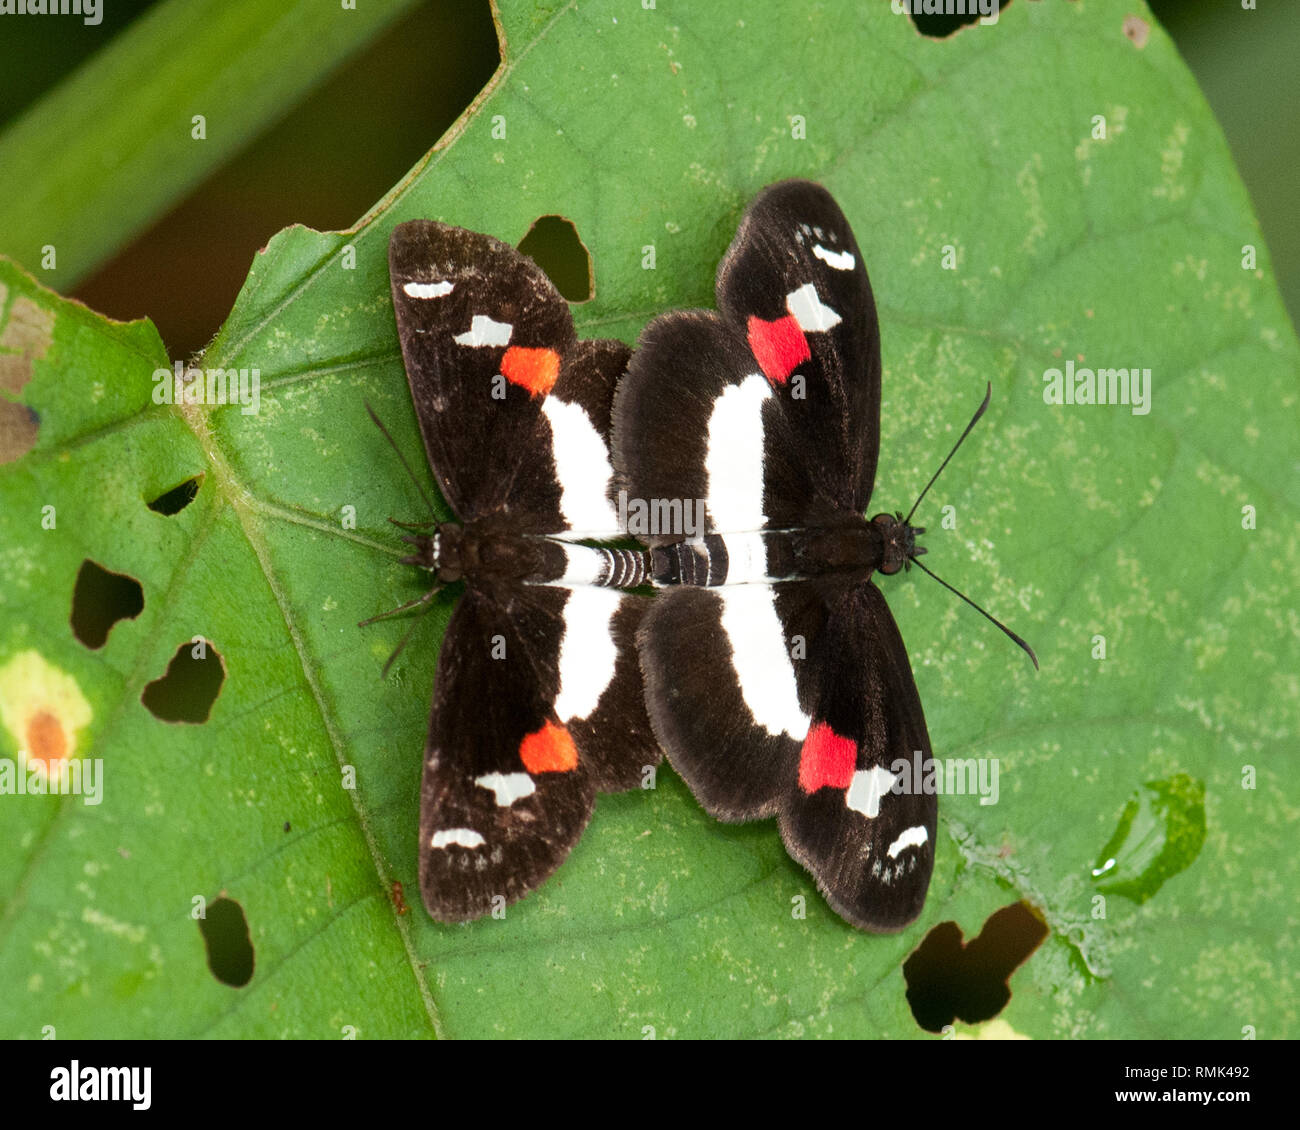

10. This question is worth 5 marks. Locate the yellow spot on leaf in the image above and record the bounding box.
[0,651,93,778]
[952,1018,1031,1040]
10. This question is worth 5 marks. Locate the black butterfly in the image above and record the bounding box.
[614,180,997,931]
[384,220,661,922]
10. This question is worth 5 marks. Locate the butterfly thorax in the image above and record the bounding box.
[401,523,558,585]
[783,514,925,579]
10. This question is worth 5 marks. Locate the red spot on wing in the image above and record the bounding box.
[747,314,810,386]
[519,720,579,773]
[501,346,560,397]
[797,722,857,793]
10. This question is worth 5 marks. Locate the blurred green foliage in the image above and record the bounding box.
[1149,0,1299,330]
[0,0,498,357]
[0,1,1292,356]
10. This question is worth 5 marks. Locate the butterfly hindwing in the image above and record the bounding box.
[420,579,659,922]
[419,584,591,922]
[639,575,934,932]
[615,311,811,535]
[637,581,821,818]
[542,338,630,540]
[564,588,661,792]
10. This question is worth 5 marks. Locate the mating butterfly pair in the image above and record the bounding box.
[383,181,986,932]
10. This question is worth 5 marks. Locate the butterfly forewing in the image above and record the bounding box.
[389,220,577,532]
[779,583,935,932]
[715,180,882,515]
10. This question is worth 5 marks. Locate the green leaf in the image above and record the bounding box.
[1,0,1296,1039]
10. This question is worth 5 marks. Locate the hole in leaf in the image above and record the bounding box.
[147,474,203,515]
[70,559,144,649]
[903,901,1048,1033]
[517,215,593,302]
[141,640,225,723]
[902,0,1015,38]
[198,896,254,988]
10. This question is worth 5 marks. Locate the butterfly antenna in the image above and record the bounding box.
[365,401,436,519]
[910,557,1038,670]
[905,383,991,524]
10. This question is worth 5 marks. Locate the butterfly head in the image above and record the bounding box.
[871,511,926,576]
[401,523,463,584]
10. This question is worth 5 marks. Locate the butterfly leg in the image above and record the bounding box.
[357,584,443,628]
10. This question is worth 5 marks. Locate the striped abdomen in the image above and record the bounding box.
[545,540,651,589]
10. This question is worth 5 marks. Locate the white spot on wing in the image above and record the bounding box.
[474,772,536,807]
[554,587,620,722]
[453,314,512,347]
[717,587,809,739]
[403,280,454,299]
[431,827,485,849]
[812,244,855,271]
[540,397,619,537]
[786,282,841,332]
[887,825,929,858]
[707,374,770,532]
[846,766,898,819]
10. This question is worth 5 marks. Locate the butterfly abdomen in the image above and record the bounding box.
[650,533,732,586]
[596,546,651,588]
